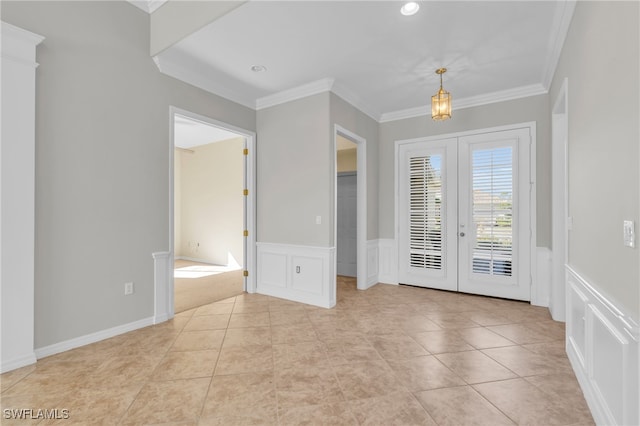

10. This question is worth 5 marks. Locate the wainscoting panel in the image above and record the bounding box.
[566,266,639,426]
[366,240,379,289]
[291,255,324,294]
[567,281,588,368]
[377,238,398,284]
[260,252,288,289]
[257,243,335,308]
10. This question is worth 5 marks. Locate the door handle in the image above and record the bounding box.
[459,232,465,237]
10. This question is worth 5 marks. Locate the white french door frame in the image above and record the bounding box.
[333,124,367,290]
[395,122,537,300]
[167,106,257,319]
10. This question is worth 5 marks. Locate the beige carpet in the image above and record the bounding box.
[174,260,244,313]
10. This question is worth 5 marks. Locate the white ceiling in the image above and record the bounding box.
[174,114,241,149]
[154,1,574,122]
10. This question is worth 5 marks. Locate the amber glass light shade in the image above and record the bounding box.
[431,68,451,121]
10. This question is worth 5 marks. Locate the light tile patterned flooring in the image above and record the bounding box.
[1,277,594,425]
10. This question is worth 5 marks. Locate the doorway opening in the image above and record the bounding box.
[337,137,357,279]
[333,125,368,292]
[169,107,256,315]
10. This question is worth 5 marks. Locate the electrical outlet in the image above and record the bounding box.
[124,282,134,295]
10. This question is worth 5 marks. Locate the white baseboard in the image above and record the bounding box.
[566,266,639,426]
[377,238,398,284]
[34,316,155,360]
[1,352,37,374]
[256,243,336,308]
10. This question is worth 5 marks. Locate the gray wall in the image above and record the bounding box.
[2,1,256,348]
[330,93,379,242]
[550,1,639,318]
[255,92,380,248]
[256,93,332,246]
[378,95,551,247]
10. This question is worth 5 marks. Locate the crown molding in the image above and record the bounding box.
[453,83,548,110]
[379,83,548,123]
[127,0,168,14]
[153,55,256,109]
[379,105,429,124]
[256,78,335,110]
[541,0,576,90]
[331,80,381,122]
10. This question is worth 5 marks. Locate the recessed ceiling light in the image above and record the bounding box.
[251,65,267,72]
[400,2,420,16]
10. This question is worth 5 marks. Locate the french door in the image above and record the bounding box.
[398,126,532,301]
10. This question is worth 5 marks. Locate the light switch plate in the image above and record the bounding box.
[623,220,635,248]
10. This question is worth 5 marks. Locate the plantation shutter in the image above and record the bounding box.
[409,155,443,270]
[471,147,514,277]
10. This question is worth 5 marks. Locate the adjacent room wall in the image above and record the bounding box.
[177,137,244,266]
[378,94,551,248]
[337,148,357,172]
[1,1,256,349]
[550,1,639,319]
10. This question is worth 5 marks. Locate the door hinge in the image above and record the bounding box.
[243,230,249,237]
[243,189,249,196]
[243,270,249,277]
[243,148,249,155]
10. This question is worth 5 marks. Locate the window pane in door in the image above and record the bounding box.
[472,147,513,276]
[409,155,443,270]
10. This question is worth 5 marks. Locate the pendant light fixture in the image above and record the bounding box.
[431,68,452,121]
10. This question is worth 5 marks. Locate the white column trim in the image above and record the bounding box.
[152,251,172,323]
[0,22,44,373]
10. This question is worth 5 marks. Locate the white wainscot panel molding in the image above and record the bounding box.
[153,251,173,324]
[366,240,379,289]
[532,247,551,308]
[566,266,639,426]
[377,239,398,285]
[257,243,335,308]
